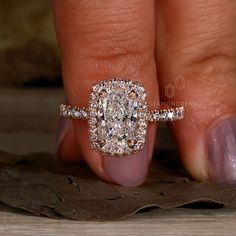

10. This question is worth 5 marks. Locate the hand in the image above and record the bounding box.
[52,0,236,186]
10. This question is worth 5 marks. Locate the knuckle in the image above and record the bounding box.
[76,8,153,61]
[79,24,152,60]
[178,52,236,114]
[75,18,154,75]
[186,52,236,79]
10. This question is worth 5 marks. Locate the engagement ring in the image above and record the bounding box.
[60,78,184,156]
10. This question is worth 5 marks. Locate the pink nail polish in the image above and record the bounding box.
[103,141,149,187]
[208,118,236,183]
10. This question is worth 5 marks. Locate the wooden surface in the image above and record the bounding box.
[1,205,236,236]
[0,88,236,236]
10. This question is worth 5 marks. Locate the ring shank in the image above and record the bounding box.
[148,107,184,122]
[60,104,184,122]
[60,104,88,120]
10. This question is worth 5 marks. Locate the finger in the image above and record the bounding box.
[156,0,236,182]
[56,117,82,163]
[52,0,158,186]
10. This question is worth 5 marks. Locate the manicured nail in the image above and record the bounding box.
[55,117,70,154]
[103,140,149,187]
[207,118,236,183]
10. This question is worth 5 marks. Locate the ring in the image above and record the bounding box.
[60,78,184,156]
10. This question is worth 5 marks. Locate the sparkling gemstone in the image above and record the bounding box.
[88,79,147,156]
[167,111,174,120]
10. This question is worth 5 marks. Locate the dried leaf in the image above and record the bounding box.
[0,150,236,221]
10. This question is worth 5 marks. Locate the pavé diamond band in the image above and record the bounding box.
[60,78,184,156]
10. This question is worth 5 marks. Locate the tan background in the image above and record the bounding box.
[0,0,62,154]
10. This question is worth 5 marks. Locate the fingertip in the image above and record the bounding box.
[170,112,209,182]
[103,140,150,187]
[56,118,82,162]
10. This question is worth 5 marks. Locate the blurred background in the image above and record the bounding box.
[0,0,63,154]
[0,0,174,155]
[0,0,60,87]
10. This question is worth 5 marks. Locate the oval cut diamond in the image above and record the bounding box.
[88,79,148,156]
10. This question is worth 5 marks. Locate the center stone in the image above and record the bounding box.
[89,79,147,156]
[97,88,138,155]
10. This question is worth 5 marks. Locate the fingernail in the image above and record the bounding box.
[207,118,236,183]
[55,117,70,154]
[103,140,149,187]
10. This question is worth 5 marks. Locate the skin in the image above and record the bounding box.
[52,0,236,185]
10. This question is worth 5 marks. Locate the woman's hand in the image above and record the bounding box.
[52,0,236,186]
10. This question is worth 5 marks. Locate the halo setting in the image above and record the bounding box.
[60,78,184,157]
[88,78,148,156]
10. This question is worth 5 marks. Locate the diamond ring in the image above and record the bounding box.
[60,78,184,156]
